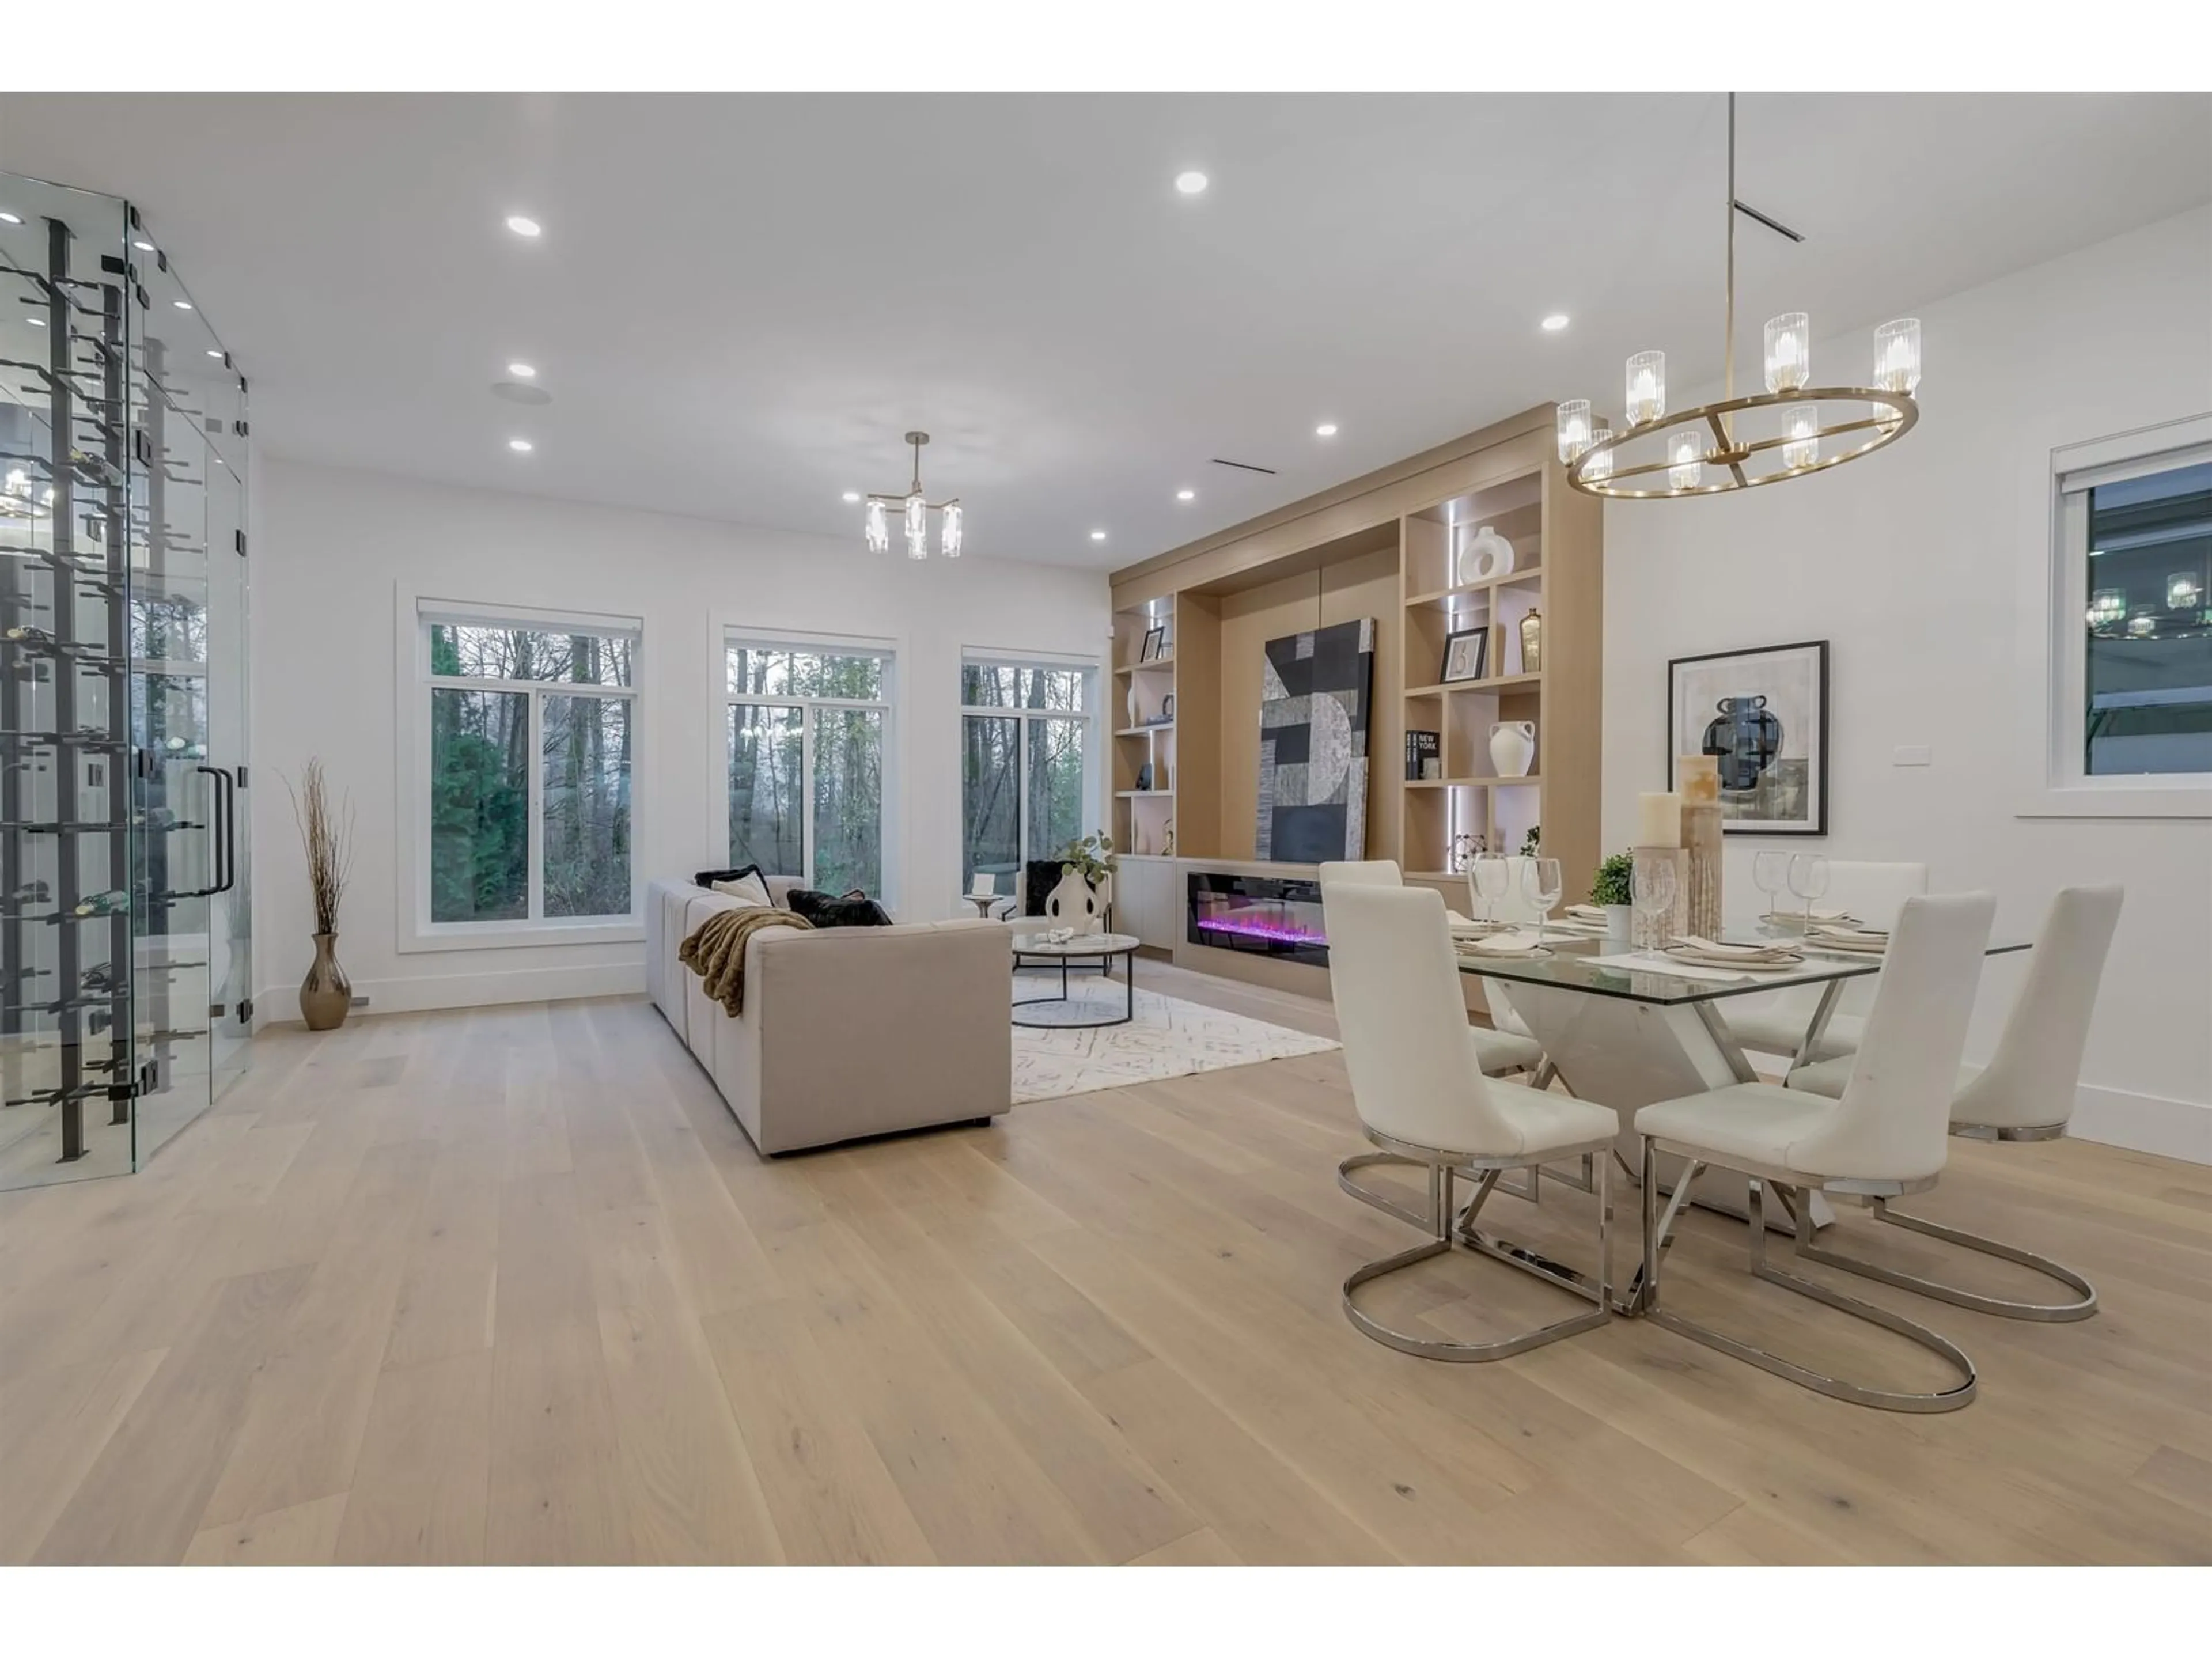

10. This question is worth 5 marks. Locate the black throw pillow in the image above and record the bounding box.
[694,862,766,890]
[785,887,893,928]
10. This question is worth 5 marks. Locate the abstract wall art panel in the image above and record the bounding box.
[1255,618,1375,863]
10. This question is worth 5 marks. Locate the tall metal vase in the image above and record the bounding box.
[300,932,351,1031]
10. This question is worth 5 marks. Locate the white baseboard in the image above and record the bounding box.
[2069,1082,2212,1164]
[254,959,644,1022]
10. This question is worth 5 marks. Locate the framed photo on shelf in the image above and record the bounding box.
[1439,626,1489,685]
[1666,639,1830,835]
[1139,624,1167,663]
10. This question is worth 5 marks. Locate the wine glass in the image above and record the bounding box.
[1752,850,1789,923]
[1632,854,1677,952]
[1469,853,1508,926]
[1524,857,1564,946]
[1787,854,1830,934]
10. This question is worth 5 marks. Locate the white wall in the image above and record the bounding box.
[1602,205,2212,1162]
[251,460,1111,1016]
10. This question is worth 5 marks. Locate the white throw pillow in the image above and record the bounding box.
[711,872,771,907]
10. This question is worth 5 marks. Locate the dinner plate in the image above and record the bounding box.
[1456,942,1553,962]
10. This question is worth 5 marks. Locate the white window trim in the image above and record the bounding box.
[709,619,902,911]
[958,649,1102,893]
[2016,412,2212,820]
[395,589,645,953]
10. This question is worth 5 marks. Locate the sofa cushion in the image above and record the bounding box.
[710,870,772,907]
[786,887,893,928]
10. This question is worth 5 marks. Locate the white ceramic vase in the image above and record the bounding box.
[1456,524,1515,586]
[1489,719,1536,778]
[1604,904,1634,943]
[1126,681,1140,728]
[1044,869,1105,935]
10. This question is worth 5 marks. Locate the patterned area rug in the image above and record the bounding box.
[1010,973,1339,1104]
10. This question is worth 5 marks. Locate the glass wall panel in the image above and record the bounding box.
[430,687,529,922]
[541,694,632,918]
[2085,461,2212,775]
[2,169,248,1188]
[729,703,804,875]
[812,707,883,896]
[962,715,1019,896]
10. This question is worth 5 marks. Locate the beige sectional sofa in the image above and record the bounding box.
[646,878,1011,1155]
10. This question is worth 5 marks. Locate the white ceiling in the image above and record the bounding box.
[3,92,2207,570]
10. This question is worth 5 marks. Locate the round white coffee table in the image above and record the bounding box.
[1010,931,1140,1028]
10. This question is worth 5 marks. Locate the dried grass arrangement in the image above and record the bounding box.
[286,758,355,935]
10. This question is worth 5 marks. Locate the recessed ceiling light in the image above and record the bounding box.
[1176,488,1195,502]
[1315,422,1339,438]
[1090,529,1108,541]
[206,349,224,359]
[841,490,861,503]
[505,215,542,238]
[0,211,21,224]
[507,438,534,453]
[1541,313,1571,332]
[25,315,46,327]
[133,240,154,252]
[172,299,193,310]
[1174,171,1209,196]
[506,361,537,378]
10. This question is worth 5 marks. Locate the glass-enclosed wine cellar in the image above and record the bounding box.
[2,171,251,1190]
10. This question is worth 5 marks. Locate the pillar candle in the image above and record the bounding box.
[1637,791,1682,849]
[1678,755,1721,805]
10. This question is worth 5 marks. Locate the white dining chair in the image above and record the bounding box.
[1321,880,1620,1361]
[1783,884,2122,1321]
[1724,859,1928,1066]
[1320,859,1541,1077]
[1632,892,1995,1412]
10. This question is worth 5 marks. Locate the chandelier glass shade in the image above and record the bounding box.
[864,430,962,558]
[1562,95,1922,500]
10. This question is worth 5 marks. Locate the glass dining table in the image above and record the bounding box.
[1456,915,2031,1230]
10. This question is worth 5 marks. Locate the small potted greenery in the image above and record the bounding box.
[1590,850,1635,943]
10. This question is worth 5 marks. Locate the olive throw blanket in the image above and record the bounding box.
[678,906,813,1015]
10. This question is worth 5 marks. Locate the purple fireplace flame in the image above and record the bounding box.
[1193,912,1328,947]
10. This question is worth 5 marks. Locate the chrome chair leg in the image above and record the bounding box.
[1641,1175,1978,1414]
[1341,1157,1612,1363]
[1790,1196,2097,1323]
[1338,1150,1441,1230]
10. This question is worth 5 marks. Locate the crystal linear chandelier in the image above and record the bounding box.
[864,430,963,559]
[1560,94,1921,499]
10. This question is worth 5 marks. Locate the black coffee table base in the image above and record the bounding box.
[1012,953,1137,1029]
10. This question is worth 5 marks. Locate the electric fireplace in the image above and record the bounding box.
[1186,872,1330,968]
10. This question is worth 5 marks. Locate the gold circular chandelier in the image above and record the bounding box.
[1562,94,1922,499]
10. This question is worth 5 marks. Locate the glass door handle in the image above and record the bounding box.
[199,765,236,896]
[158,766,234,900]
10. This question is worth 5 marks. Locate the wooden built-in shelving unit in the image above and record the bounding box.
[1104,404,1604,969]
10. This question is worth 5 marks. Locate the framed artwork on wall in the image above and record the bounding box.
[1667,639,1830,835]
[1439,626,1489,685]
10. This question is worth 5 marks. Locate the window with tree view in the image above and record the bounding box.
[726,639,892,899]
[424,612,638,927]
[961,661,1092,899]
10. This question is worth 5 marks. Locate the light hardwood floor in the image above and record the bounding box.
[2,964,2207,1565]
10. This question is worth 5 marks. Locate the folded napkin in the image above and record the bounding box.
[1808,926,1888,953]
[1459,929,1548,956]
[1669,935,1804,964]
[1563,904,1608,921]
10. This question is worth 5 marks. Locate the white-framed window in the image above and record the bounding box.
[722,630,895,899]
[2023,414,2212,818]
[400,597,641,948]
[960,654,1096,898]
